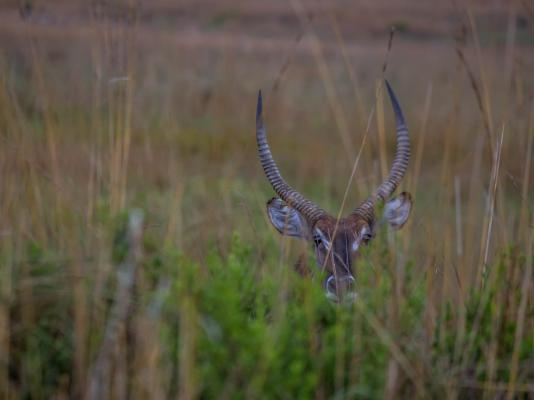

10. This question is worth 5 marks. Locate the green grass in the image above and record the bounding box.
[4,219,532,398]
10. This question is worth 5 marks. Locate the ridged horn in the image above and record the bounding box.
[256,90,327,225]
[352,80,410,221]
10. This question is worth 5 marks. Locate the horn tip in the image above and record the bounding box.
[256,90,263,120]
[384,80,405,126]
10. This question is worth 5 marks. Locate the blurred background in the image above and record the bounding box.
[0,0,533,398]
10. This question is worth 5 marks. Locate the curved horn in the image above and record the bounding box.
[352,81,410,221]
[256,91,327,225]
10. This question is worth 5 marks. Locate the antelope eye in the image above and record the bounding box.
[362,231,372,243]
[313,235,322,247]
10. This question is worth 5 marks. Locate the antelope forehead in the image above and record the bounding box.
[315,224,371,254]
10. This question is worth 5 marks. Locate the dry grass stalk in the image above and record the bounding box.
[87,210,144,400]
[481,125,505,285]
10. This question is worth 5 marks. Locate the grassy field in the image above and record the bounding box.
[0,0,533,398]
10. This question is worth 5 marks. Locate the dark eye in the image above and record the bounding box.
[362,232,372,243]
[313,235,322,247]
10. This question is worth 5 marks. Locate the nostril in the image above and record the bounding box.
[340,276,356,292]
[325,275,356,300]
[326,275,337,295]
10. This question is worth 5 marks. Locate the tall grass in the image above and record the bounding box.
[0,1,533,398]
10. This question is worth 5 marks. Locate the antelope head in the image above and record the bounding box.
[256,81,413,301]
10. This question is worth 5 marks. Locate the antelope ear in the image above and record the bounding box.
[266,197,309,239]
[384,192,412,230]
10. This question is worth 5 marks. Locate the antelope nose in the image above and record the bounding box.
[326,275,356,301]
[338,275,356,293]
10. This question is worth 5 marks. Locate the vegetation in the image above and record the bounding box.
[0,1,533,398]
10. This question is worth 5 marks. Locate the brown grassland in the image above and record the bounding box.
[0,0,533,398]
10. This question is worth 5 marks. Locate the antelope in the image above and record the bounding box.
[256,81,412,301]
